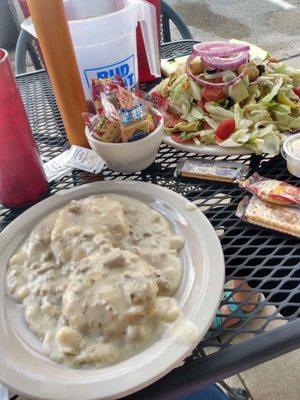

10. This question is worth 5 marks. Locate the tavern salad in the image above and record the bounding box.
[154,41,300,155]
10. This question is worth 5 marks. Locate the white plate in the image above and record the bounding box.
[0,181,224,400]
[163,134,253,155]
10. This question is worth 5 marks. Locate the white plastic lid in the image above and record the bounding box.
[281,133,300,164]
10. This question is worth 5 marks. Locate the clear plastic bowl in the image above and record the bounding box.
[281,133,300,178]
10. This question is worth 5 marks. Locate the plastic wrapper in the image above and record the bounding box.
[91,76,125,115]
[240,173,300,206]
[175,158,250,183]
[236,196,300,238]
[134,88,169,116]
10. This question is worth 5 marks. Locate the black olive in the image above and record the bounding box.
[227,97,235,108]
[257,65,265,76]
[206,69,217,74]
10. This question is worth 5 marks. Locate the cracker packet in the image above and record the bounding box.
[239,173,300,206]
[236,196,300,238]
[175,158,250,183]
[82,112,121,143]
[115,86,155,142]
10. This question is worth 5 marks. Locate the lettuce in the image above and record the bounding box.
[233,104,253,129]
[231,129,251,145]
[205,103,234,120]
[203,116,219,129]
[248,109,272,124]
[165,120,200,135]
[248,84,261,101]
[183,105,205,122]
[188,77,201,101]
[245,124,281,155]
[287,117,300,130]
[288,69,300,86]
[199,129,216,144]
[261,77,283,104]
[272,62,288,74]
[168,74,193,116]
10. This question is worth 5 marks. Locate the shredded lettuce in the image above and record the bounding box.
[288,69,300,86]
[233,104,253,130]
[199,129,216,144]
[188,77,201,101]
[242,124,280,155]
[231,129,251,145]
[271,62,288,74]
[261,77,283,104]
[287,117,300,130]
[183,105,205,122]
[165,120,200,136]
[205,103,234,120]
[168,74,193,116]
[248,109,272,124]
[203,116,219,129]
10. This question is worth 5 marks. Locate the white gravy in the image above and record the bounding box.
[6,195,184,367]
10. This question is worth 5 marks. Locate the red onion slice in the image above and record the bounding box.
[193,41,250,57]
[202,52,248,70]
[186,53,248,88]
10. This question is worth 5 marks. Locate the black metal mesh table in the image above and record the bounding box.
[3,40,300,400]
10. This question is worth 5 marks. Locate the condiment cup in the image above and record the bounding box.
[281,133,300,178]
[85,110,164,173]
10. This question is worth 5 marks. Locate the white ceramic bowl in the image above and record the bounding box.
[85,110,164,173]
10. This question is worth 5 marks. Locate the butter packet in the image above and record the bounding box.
[175,158,250,183]
[236,195,300,238]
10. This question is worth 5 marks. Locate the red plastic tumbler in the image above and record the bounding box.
[137,0,161,83]
[0,49,48,208]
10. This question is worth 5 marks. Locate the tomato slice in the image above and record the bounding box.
[171,133,193,143]
[293,86,300,97]
[215,119,236,142]
[164,112,182,128]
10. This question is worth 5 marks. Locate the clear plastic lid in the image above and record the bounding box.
[281,133,300,164]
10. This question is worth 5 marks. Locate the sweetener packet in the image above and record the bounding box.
[175,158,250,183]
[236,195,300,238]
[66,145,105,174]
[239,173,300,206]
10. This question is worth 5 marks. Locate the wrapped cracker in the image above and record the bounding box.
[236,196,300,238]
[175,158,250,183]
[240,173,300,206]
[82,113,121,143]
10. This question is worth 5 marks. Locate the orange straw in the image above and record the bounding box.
[27,0,89,147]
